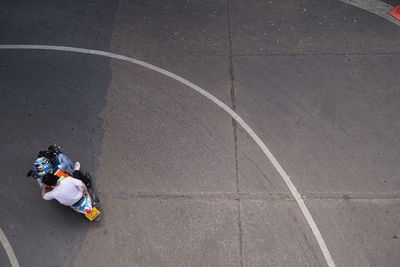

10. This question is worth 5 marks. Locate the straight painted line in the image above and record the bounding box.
[0,227,19,267]
[339,0,400,26]
[0,44,335,267]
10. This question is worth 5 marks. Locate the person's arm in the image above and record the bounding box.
[41,186,53,200]
[41,186,47,198]
[81,183,89,197]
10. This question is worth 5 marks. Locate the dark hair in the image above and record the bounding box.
[42,173,58,186]
[37,145,62,165]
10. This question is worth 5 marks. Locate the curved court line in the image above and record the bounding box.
[339,0,400,26]
[0,227,20,267]
[0,44,335,267]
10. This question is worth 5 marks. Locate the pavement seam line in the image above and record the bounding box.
[236,198,244,267]
[227,0,240,195]
[0,44,335,267]
[0,227,20,267]
[115,192,400,200]
[115,192,292,199]
[92,51,400,58]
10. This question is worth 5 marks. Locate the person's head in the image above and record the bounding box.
[34,156,52,174]
[42,173,58,187]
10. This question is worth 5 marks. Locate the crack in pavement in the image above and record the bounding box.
[227,1,244,265]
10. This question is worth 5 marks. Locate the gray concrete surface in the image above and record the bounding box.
[0,51,111,267]
[0,244,12,267]
[75,197,241,267]
[241,199,327,266]
[230,0,400,55]
[307,199,400,267]
[0,1,117,265]
[234,55,400,194]
[1,0,400,266]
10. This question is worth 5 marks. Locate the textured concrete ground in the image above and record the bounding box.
[1,0,400,266]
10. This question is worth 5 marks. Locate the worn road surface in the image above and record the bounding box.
[1,0,400,266]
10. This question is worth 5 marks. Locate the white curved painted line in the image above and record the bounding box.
[0,227,20,267]
[0,44,335,267]
[339,0,400,26]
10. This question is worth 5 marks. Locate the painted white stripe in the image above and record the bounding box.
[0,227,20,267]
[339,0,400,26]
[0,44,335,267]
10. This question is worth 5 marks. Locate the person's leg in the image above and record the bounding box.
[72,170,92,188]
[57,154,75,174]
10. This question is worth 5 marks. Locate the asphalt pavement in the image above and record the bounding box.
[1,0,400,266]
